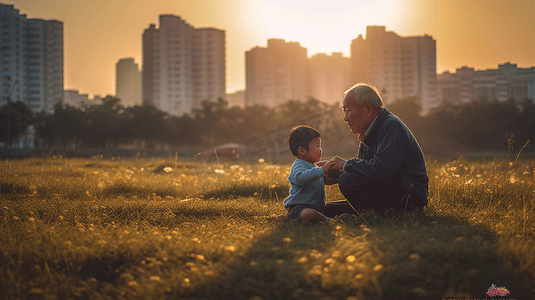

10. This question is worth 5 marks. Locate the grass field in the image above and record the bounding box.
[0,156,534,299]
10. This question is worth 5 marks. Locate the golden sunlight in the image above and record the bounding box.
[247,0,405,56]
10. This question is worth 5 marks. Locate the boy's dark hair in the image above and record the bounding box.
[288,125,321,157]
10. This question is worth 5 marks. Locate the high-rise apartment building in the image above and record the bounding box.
[142,15,225,115]
[437,62,535,105]
[116,58,141,107]
[193,28,226,107]
[0,4,64,112]
[245,38,309,107]
[309,52,352,105]
[350,26,437,112]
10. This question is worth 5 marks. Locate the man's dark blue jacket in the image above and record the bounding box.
[343,108,429,205]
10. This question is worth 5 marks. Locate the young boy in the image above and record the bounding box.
[283,125,338,224]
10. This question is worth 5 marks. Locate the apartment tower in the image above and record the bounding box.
[309,52,352,105]
[116,58,142,107]
[351,26,437,112]
[245,38,309,107]
[142,15,225,115]
[0,4,63,112]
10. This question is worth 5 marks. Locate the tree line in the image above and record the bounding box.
[390,97,534,155]
[1,95,534,156]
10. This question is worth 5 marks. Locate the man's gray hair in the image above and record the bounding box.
[343,83,384,109]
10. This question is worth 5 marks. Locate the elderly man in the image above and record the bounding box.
[322,83,429,216]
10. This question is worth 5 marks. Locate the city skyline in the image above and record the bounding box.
[5,0,535,98]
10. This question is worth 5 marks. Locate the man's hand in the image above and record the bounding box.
[320,160,335,174]
[328,156,346,173]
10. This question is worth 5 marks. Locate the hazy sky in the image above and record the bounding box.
[6,0,535,97]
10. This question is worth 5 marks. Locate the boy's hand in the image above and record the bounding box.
[321,160,335,174]
[324,174,339,185]
[315,160,328,167]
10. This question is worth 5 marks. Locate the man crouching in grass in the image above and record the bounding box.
[325,83,429,217]
[283,125,347,225]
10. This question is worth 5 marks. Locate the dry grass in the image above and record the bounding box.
[0,156,533,299]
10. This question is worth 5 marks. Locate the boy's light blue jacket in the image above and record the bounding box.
[283,158,326,210]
